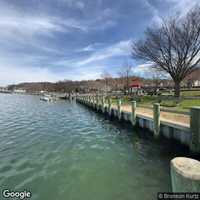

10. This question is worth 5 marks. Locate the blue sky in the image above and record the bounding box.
[0,0,199,85]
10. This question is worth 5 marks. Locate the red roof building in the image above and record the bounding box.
[129,80,143,88]
[129,79,143,95]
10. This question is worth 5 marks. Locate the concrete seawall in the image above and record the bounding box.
[76,96,200,192]
[77,98,192,147]
[76,96,200,154]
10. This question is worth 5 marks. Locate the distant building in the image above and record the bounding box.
[0,87,11,93]
[129,79,143,95]
[184,68,200,87]
[13,89,26,93]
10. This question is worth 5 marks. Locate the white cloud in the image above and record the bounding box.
[0,65,64,86]
[75,1,85,10]
[65,67,102,80]
[0,0,117,44]
[0,57,104,86]
[62,18,88,32]
[0,16,87,40]
[54,40,131,69]
[78,43,104,52]
[132,62,171,79]
[143,0,200,26]
[132,63,154,77]
[142,0,162,25]
[59,0,85,10]
[76,40,132,66]
[166,0,200,16]
[81,44,95,52]
[3,0,197,85]
[0,53,66,86]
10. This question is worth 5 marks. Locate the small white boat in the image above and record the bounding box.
[40,94,53,102]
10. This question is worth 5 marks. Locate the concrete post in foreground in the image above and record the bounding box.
[153,103,160,138]
[190,107,200,153]
[131,101,137,126]
[171,157,200,192]
[117,98,122,120]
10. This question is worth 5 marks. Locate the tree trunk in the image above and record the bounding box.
[174,81,181,97]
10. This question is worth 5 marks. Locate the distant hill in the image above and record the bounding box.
[8,75,174,93]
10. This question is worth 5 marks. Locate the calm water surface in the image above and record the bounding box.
[0,94,181,200]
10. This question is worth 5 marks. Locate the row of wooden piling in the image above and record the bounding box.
[77,96,200,192]
[76,95,200,192]
[77,95,200,154]
[77,95,161,138]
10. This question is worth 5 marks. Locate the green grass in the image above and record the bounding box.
[160,100,178,107]
[180,90,200,97]
[159,99,200,111]
[109,95,200,111]
[163,90,200,97]
[179,99,200,110]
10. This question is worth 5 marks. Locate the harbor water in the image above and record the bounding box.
[0,94,186,200]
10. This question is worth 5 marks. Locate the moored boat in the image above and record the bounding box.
[40,94,54,102]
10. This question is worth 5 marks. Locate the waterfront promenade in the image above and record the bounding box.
[112,104,190,127]
[77,95,200,192]
[77,95,200,154]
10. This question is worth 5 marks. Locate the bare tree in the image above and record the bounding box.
[118,62,133,94]
[132,6,200,97]
[101,71,112,94]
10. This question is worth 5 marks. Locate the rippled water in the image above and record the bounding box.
[0,93,183,200]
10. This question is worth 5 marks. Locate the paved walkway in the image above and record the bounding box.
[112,105,190,128]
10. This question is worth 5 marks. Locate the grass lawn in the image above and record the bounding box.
[110,95,200,112]
[162,90,200,97]
[159,99,200,111]
[180,90,200,97]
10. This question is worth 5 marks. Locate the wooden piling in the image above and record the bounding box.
[101,96,105,113]
[153,103,160,138]
[131,101,137,126]
[108,97,112,116]
[190,107,200,153]
[117,99,122,120]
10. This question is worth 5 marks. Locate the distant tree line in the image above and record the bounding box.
[8,75,176,94]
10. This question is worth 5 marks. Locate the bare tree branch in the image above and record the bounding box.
[132,6,200,97]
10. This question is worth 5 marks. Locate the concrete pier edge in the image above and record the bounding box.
[171,157,200,192]
[77,96,200,191]
[76,95,200,154]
